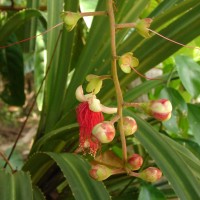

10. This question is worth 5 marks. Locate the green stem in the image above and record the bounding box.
[107,0,127,163]
[123,102,140,108]
[100,75,112,80]
[115,23,136,29]
[0,152,15,173]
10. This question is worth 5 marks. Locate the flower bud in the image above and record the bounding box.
[135,18,153,38]
[123,116,137,136]
[149,99,172,121]
[118,52,139,73]
[60,12,81,31]
[86,74,103,95]
[89,164,112,181]
[92,121,115,143]
[127,154,143,170]
[139,167,162,182]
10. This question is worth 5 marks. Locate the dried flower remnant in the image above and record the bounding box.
[86,74,103,95]
[135,18,153,38]
[118,52,139,73]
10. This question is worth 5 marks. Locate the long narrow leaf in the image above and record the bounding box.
[23,153,111,200]
[0,170,33,200]
[126,111,200,200]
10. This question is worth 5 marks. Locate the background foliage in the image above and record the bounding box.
[0,0,200,199]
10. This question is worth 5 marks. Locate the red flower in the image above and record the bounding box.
[76,102,104,156]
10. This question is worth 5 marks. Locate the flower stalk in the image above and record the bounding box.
[107,0,127,163]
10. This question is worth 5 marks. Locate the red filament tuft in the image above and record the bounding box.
[76,102,104,156]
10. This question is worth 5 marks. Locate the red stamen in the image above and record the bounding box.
[76,102,104,156]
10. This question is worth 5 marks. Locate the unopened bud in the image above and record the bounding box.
[60,12,81,31]
[92,121,115,143]
[149,99,172,121]
[127,154,143,170]
[118,52,139,73]
[123,116,137,136]
[139,167,162,182]
[135,18,153,38]
[89,164,112,181]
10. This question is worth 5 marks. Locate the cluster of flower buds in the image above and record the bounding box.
[75,84,141,155]
[89,152,162,183]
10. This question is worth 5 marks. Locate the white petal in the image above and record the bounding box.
[75,85,87,102]
[100,105,117,114]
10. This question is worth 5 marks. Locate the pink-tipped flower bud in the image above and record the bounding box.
[89,164,112,181]
[127,154,143,170]
[149,99,172,121]
[118,52,139,73]
[60,12,81,31]
[123,116,137,136]
[139,167,162,182]
[92,121,115,143]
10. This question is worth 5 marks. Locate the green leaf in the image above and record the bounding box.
[175,55,200,98]
[0,170,33,200]
[30,123,78,154]
[23,153,111,200]
[33,186,46,200]
[0,34,25,105]
[0,9,45,44]
[188,104,200,145]
[138,183,166,200]
[125,110,200,200]
[102,2,200,101]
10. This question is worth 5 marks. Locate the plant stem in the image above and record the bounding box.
[110,115,120,124]
[0,152,15,173]
[123,102,140,108]
[0,22,63,49]
[129,171,139,177]
[115,23,136,29]
[107,0,127,163]
[100,75,112,80]
[80,11,107,17]
[3,31,62,169]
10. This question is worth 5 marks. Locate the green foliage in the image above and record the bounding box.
[0,170,33,200]
[1,0,200,199]
[23,153,110,199]
[0,34,25,105]
[0,9,46,105]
